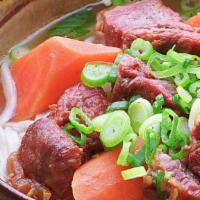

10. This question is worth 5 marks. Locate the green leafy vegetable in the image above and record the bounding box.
[48,9,95,39]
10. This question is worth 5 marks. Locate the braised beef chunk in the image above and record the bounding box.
[188,142,200,178]
[96,0,200,55]
[111,55,178,111]
[7,153,52,200]
[18,118,82,199]
[48,83,109,126]
[152,151,200,200]
[48,83,108,159]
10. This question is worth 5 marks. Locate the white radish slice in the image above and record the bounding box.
[0,58,17,125]
[4,127,20,154]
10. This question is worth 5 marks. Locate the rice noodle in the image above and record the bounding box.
[0,58,17,125]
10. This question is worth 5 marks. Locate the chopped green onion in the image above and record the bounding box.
[126,38,154,61]
[106,101,129,112]
[92,113,111,132]
[154,171,166,200]
[161,109,179,148]
[128,98,153,133]
[187,67,200,74]
[145,128,160,164]
[128,95,141,105]
[158,144,168,153]
[167,48,188,64]
[117,133,137,166]
[81,62,112,88]
[188,81,200,98]
[9,46,30,61]
[100,111,130,147]
[174,73,190,87]
[148,52,171,71]
[139,114,162,140]
[128,145,145,167]
[152,95,165,114]
[177,86,192,103]
[121,166,147,180]
[150,64,183,79]
[108,54,124,83]
[69,107,94,134]
[169,147,185,160]
[173,94,191,114]
[177,117,190,143]
[64,123,87,146]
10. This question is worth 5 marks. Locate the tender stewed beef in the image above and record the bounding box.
[188,142,200,178]
[18,118,82,200]
[48,83,108,159]
[111,55,178,111]
[96,0,200,55]
[152,151,200,200]
[7,153,52,200]
[48,83,109,126]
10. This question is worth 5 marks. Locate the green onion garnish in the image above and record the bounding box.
[121,166,147,180]
[139,114,162,140]
[125,38,154,61]
[106,101,129,112]
[177,86,192,103]
[100,111,130,147]
[188,80,200,98]
[69,107,94,134]
[174,73,190,87]
[108,54,124,83]
[92,113,111,132]
[152,95,165,114]
[81,62,112,88]
[64,123,87,146]
[128,98,153,133]
[154,171,166,200]
[117,133,137,166]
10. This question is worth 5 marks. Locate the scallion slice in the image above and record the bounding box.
[92,113,111,132]
[106,101,129,112]
[174,73,190,87]
[150,64,183,79]
[117,133,137,166]
[81,62,112,88]
[126,38,154,61]
[64,123,87,146]
[128,98,153,133]
[177,86,192,103]
[188,81,200,97]
[69,107,94,134]
[100,111,130,147]
[121,166,147,180]
[139,114,162,140]
[108,54,124,83]
[152,95,165,114]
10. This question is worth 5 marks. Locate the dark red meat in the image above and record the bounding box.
[48,83,109,126]
[96,0,200,55]
[7,153,52,200]
[152,151,200,200]
[111,54,178,111]
[48,83,108,160]
[18,118,82,200]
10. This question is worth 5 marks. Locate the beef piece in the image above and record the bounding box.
[48,83,109,126]
[48,83,108,159]
[18,118,82,199]
[96,0,200,55]
[152,151,200,200]
[7,153,52,200]
[111,55,178,111]
[188,142,200,177]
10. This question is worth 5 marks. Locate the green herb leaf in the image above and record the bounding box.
[48,9,95,39]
